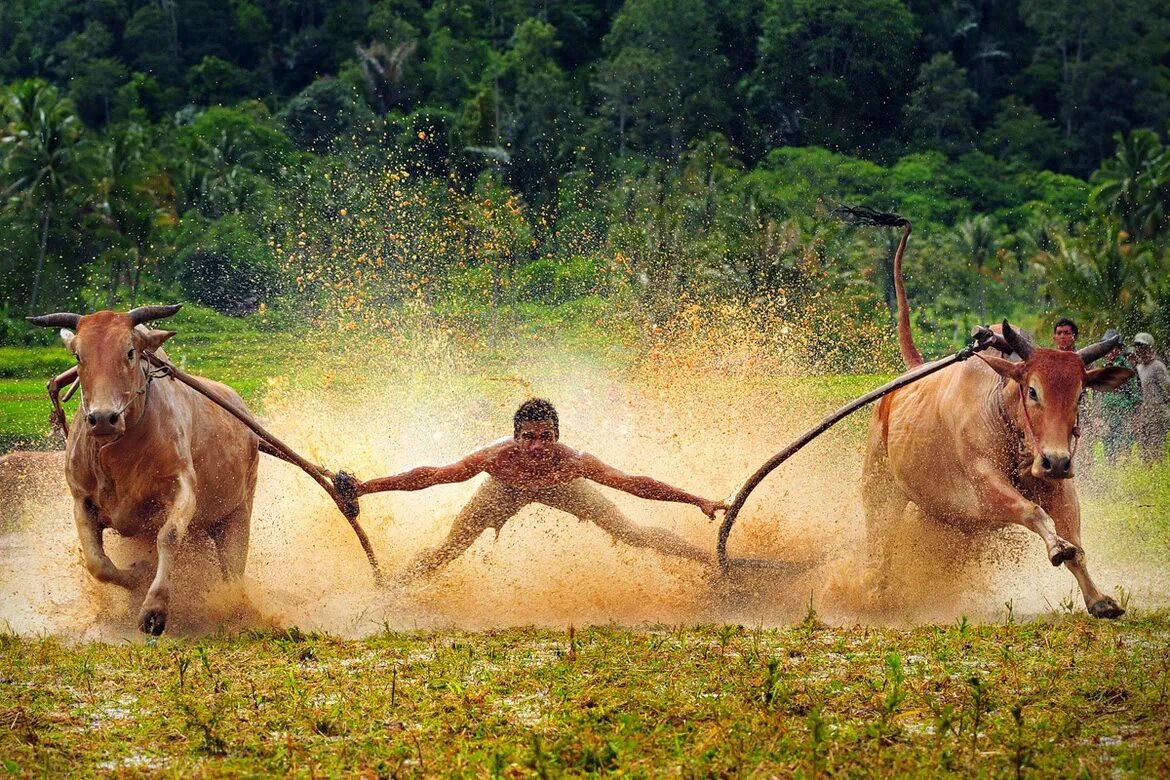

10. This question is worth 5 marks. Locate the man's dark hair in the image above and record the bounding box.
[1054,318,1078,337]
[514,398,558,438]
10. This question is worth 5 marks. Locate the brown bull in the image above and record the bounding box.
[862,218,1134,618]
[28,305,258,635]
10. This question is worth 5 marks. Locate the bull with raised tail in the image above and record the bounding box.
[855,211,1135,618]
[28,305,258,635]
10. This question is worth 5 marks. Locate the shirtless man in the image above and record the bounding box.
[346,398,726,581]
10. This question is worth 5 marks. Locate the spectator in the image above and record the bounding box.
[1097,344,1139,463]
[1133,332,1170,462]
[1053,318,1078,351]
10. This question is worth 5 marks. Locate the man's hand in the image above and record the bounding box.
[333,470,363,500]
[698,498,728,521]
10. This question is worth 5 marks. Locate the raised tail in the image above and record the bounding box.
[832,205,923,369]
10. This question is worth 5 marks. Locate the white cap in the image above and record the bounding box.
[1133,332,1155,346]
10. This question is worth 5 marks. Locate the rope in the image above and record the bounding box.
[141,351,384,586]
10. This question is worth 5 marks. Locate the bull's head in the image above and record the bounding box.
[28,305,181,437]
[978,320,1133,479]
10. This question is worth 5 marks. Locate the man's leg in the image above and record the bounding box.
[398,478,528,582]
[539,480,711,564]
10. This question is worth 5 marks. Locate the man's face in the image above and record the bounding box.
[1054,325,1076,351]
[516,420,558,460]
[1135,344,1153,364]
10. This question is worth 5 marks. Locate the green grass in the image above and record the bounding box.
[1,614,1168,776]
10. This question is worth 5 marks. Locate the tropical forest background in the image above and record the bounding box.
[1,0,1169,367]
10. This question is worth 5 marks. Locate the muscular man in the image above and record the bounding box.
[348,398,726,581]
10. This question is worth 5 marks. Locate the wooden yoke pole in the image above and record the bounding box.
[716,328,997,575]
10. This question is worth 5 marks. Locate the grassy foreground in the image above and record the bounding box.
[2,613,1168,777]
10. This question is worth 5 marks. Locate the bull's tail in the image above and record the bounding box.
[832,206,923,369]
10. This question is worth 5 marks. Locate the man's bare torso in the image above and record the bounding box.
[473,437,595,489]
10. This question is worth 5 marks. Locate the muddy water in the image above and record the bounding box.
[1,331,1166,640]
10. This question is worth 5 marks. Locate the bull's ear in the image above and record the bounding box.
[59,329,75,351]
[138,328,176,351]
[978,353,1026,382]
[1085,365,1136,392]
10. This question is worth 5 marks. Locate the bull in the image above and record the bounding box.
[27,305,258,635]
[862,216,1134,618]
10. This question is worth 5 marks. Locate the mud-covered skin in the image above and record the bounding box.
[355,417,727,579]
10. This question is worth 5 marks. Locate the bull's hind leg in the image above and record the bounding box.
[1045,487,1124,619]
[861,447,907,594]
[210,506,251,581]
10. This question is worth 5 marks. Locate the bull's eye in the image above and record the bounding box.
[127,348,135,361]
[1028,386,1039,402]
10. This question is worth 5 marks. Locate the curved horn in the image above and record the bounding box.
[1002,319,1034,361]
[1078,332,1121,366]
[26,312,81,329]
[128,304,182,325]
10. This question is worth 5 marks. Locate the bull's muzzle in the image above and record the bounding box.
[86,408,125,437]
[1038,451,1072,479]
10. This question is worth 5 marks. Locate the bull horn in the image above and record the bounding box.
[1002,319,1034,360]
[128,304,182,325]
[1078,332,1121,366]
[26,312,81,329]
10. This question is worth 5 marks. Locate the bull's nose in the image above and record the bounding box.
[1041,453,1072,478]
[86,409,121,435]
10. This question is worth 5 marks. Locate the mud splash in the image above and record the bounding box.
[1,311,1165,639]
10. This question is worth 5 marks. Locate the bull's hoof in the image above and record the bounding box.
[138,608,167,636]
[1048,540,1079,566]
[1088,597,1125,619]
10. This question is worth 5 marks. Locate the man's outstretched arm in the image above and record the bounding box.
[355,454,485,496]
[578,454,726,519]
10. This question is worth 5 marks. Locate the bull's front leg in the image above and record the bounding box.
[139,474,196,636]
[74,498,152,589]
[1045,487,1124,619]
[971,462,1078,566]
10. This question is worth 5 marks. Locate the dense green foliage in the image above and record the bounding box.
[2,0,1169,361]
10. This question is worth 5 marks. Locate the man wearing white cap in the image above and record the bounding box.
[1133,332,1170,461]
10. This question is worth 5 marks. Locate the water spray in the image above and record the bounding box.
[138,351,384,586]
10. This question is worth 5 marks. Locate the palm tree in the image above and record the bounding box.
[955,215,1000,320]
[0,80,87,313]
[1036,220,1155,335]
[1091,129,1166,241]
[93,123,175,306]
